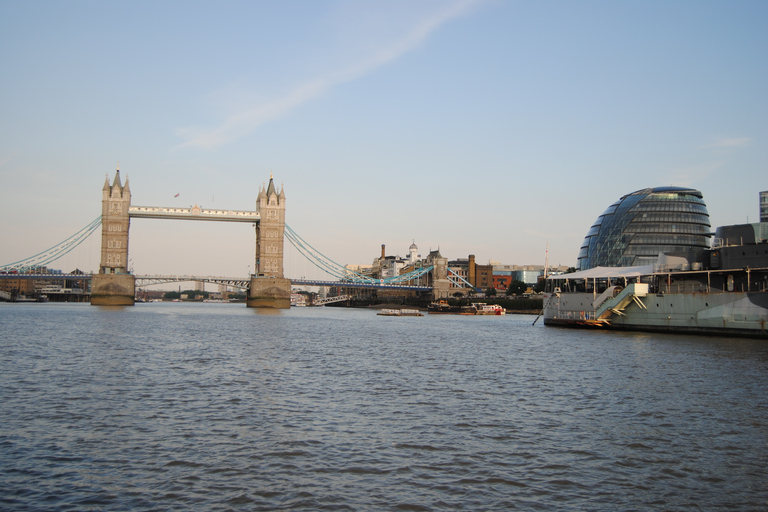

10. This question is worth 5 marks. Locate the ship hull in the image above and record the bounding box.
[543,290,768,339]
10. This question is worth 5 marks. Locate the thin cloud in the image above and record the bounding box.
[666,161,725,187]
[174,0,485,150]
[0,152,16,169]
[705,137,752,149]
[663,136,753,187]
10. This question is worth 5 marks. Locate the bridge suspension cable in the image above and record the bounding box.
[447,268,475,288]
[284,224,375,283]
[284,224,433,285]
[1,216,102,272]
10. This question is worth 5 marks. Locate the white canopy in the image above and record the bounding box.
[546,265,655,280]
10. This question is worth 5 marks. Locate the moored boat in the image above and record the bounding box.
[542,225,768,338]
[378,308,423,317]
[428,300,506,315]
[471,303,506,315]
[427,300,464,314]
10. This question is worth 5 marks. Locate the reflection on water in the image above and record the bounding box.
[250,307,285,317]
[1,302,766,511]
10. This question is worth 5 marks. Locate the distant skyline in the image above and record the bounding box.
[1,0,766,280]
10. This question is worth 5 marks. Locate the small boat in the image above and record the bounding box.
[471,303,506,315]
[378,308,423,316]
[427,300,464,314]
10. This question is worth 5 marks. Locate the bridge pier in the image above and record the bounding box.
[246,277,291,309]
[91,274,135,306]
[92,169,134,306]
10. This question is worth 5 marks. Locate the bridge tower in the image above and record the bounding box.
[91,168,136,305]
[248,174,291,308]
[426,249,451,299]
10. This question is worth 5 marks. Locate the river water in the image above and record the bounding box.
[1,302,766,511]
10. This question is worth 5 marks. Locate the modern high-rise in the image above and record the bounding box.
[760,190,768,223]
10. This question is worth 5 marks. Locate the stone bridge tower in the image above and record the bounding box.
[427,249,450,299]
[91,168,135,305]
[254,175,286,277]
[248,174,291,308]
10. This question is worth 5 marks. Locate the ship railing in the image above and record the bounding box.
[659,282,711,294]
[557,310,597,321]
[711,237,752,248]
[654,263,704,273]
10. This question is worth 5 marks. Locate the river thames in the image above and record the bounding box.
[1,302,766,511]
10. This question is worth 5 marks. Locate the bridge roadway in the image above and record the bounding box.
[0,274,432,291]
[134,275,252,289]
[128,205,260,223]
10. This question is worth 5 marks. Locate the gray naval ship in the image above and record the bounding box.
[542,221,768,339]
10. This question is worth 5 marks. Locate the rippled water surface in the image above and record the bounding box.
[1,302,767,511]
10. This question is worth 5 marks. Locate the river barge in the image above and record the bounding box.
[428,300,474,314]
[377,308,423,317]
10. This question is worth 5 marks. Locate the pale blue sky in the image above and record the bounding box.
[1,0,766,278]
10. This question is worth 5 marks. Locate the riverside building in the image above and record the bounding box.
[577,186,712,270]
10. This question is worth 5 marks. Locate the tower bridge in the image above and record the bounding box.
[2,168,463,307]
[94,168,290,307]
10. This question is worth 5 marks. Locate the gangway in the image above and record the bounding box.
[595,283,649,319]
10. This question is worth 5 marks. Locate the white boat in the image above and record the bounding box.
[471,303,506,315]
[377,308,423,317]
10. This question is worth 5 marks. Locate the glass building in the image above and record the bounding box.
[577,186,711,270]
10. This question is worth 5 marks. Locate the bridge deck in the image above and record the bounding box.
[129,206,260,222]
[1,274,432,291]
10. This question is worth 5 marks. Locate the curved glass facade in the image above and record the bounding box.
[577,186,711,270]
